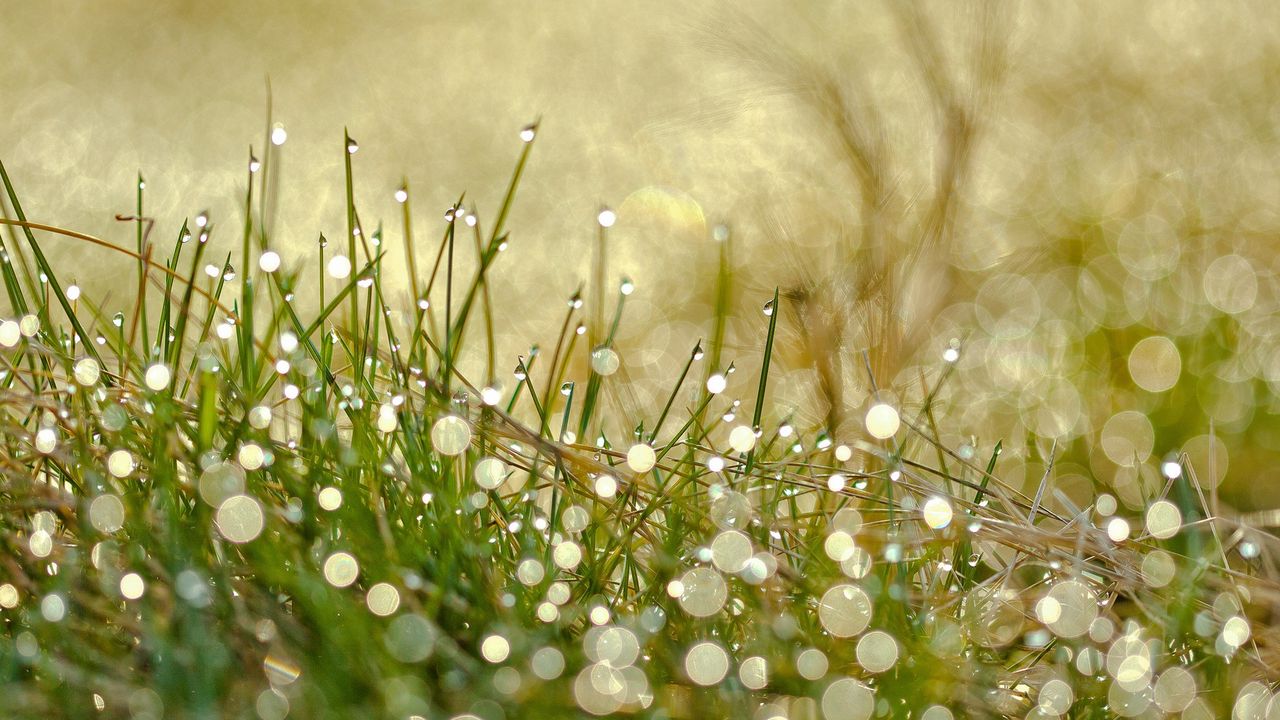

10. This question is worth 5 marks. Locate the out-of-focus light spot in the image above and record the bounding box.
[865,403,900,440]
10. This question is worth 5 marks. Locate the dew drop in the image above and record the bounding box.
[684,642,728,686]
[327,255,352,279]
[626,444,656,473]
[215,495,265,543]
[431,416,471,456]
[366,579,399,614]
[323,552,359,587]
[864,403,900,440]
[921,497,953,530]
[258,251,281,273]
[706,374,726,394]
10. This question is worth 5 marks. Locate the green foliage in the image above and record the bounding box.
[0,122,1274,720]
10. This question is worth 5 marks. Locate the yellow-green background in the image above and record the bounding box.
[3,2,1280,512]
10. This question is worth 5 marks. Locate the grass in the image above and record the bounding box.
[0,114,1275,720]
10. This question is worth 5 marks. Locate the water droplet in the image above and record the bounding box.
[431,416,471,456]
[258,251,281,273]
[855,631,898,673]
[475,458,508,490]
[366,583,400,617]
[215,495,264,543]
[480,385,502,405]
[107,449,135,478]
[144,363,171,391]
[864,403,900,439]
[626,444,656,473]
[323,552,359,587]
[818,584,872,637]
[728,425,756,453]
[1145,500,1182,539]
[706,374,726,394]
[120,573,145,600]
[327,255,352,279]
[684,641,728,685]
[590,347,620,376]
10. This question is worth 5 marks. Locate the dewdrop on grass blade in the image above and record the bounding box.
[684,642,729,686]
[119,573,145,600]
[864,403,900,439]
[327,255,352,279]
[34,428,56,454]
[248,406,272,429]
[73,357,99,386]
[238,443,265,471]
[431,416,471,456]
[0,320,21,348]
[1145,500,1182,539]
[258,251,281,273]
[856,631,899,673]
[594,475,618,499]
[728,425,756,453]
[627,444,656,473]
[29,531,52,558]
[366,583,400,617]
[921,497,953,530]
[474,458,507,490]
[107,449,135,478]
[590,347,620,375]
[215,495,264,543]
[1106,517,1131,543]
[706,374,726,394]
[323,552,359,588]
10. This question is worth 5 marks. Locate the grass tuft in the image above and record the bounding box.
[0,120,1274,720]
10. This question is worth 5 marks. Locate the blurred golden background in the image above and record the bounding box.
[4,1,1280,512]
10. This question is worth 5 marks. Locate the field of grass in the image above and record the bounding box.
[0,101,1276,720]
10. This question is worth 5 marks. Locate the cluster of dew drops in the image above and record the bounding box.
[0,123,1271,720]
